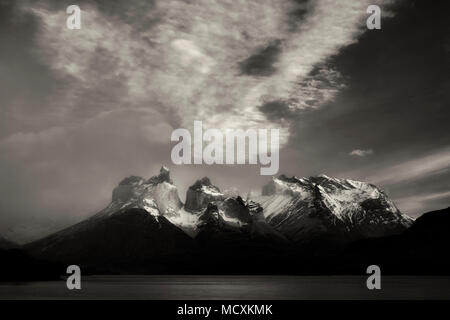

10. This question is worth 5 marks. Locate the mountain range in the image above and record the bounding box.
[1,166,449,279]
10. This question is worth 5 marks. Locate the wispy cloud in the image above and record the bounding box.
[369,148,450,185]
[340,147,450,217]
[27,0,394,144]
[395,190,450,217]
[349,149,374,157]
[0,0,399,242]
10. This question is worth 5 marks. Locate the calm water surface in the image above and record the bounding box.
[1,276,450,300]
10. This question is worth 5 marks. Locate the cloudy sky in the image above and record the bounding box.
[0,0,449,243]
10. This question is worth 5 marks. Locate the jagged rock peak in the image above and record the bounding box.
[220,196,254,223]
[185,177,224,212]
[112,166,174,203]
[198,202,224,229]
[148,166,172,184]
[262,173,379,197]
[190,177,215,190]
[262,174,300,196]
[277,174,303,184]
[119,176,145,186]
[277,173,346,185]
[255,173,413,241]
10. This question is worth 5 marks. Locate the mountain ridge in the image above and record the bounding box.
[251,174,412,243]
[22,166,420,275]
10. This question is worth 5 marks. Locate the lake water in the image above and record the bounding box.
[1,276,450,300]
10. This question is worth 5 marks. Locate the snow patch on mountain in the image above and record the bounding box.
[185,177,225,211]
[166,208,200,237]
[252,194,293,220]
[201,185,223,197]
[85,167,412,243]
[95,166,186,227]
[251,174,412,242]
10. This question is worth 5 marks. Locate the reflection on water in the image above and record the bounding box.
[1,276,450,300]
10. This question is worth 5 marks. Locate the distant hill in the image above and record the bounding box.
[0,248,63,282]
[338,207,450,274]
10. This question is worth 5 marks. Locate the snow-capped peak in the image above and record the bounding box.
[93,168,413,244]
[97,166,182,221]
[185,177,224,212]
[147,165,172,184]
[251,173,413,242]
